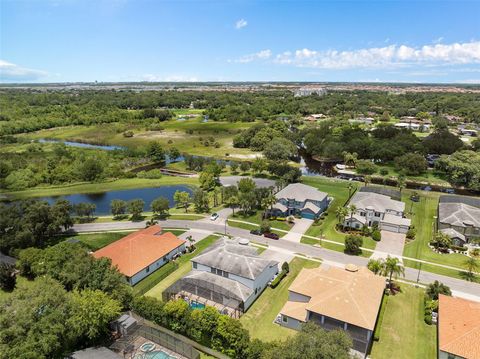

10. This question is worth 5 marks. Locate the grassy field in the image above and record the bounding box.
[22,119,259,159]
[370,285,437,359]
[64,231,133,250]
[229,210,292,231]
[240,257,320,342]
[300,236,373,258]
[145,235,220,299]
[227,219,287,238]
[368,164,450,186]
[2,177,199,199]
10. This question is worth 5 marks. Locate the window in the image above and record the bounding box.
[360,212,366,217]
[193,262,197,269]
[282,316,288,323]
[374,212,381,217]
[222,271,229,278]
[145,266,150,273]
[163,256,167,262]
[210,267,215,273]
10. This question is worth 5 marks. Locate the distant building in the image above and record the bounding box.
[279,265,385,357]
[349,117,375,126]
[271,183,330,219]
[394,122,430,131]
[164,238,278,316]
[305,113,327,121]
[438,294,480,359]
[294,87,326,97]
[344,192,411,233]
[92,225,186,285]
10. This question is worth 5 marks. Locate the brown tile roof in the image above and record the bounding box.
[439,295,480,359]
[280,266,385,330]
[92,225,185,277]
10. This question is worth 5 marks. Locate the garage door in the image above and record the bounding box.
[301,212,315,219]
[380,223,400,233]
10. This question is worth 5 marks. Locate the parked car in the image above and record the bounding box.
[264,232,280,240]
[210,213,219,221]
[250,229,262,236]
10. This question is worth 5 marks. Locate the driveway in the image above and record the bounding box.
[371,230,406,261]
[282,218,314,243]
[260,248,294,271]
[178,229,212,244]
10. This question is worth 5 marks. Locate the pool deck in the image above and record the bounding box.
[123,336,188,359]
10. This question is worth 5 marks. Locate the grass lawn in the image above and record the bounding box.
[64,231,132,250]
[300,236,373,258]
[402,190,473,270]
[145,235,220,299]
[240,257,320,342]
[229,210,292,232]
[227,219,286,238]
[3,177,199,199]
[369,164,450,186]
[370,285,437,359]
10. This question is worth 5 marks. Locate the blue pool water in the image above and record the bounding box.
[144,350,176,359]
[190,301,206,310]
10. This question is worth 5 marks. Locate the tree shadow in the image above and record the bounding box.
[459,271,478,282]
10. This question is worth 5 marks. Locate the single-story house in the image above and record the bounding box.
[438,202,480,245]
[438,294,480,359]
[344,192,411,233]
[394,122,430,131]
[92,225,186,285]
[271,183,330,219]
[164,238,278,317]
[279,265,385,357]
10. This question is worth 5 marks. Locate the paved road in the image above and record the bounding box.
[73,219,480,301]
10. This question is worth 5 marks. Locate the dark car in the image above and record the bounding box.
[250,229,262,236]
[264,232,280,240]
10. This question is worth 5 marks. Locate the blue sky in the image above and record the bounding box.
[1,0,480,83]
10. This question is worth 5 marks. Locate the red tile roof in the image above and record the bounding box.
[439,294,480,359]
[92,225,185,277]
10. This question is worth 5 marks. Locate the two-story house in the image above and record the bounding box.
[271,183,330,219]
[279,265,385,358]
[438,200,480,246]
[163,238,278,317]
[343,192,411,233]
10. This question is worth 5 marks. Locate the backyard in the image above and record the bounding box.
[239,257,320,342]
[64,231,133,251]
[370,284,437,359]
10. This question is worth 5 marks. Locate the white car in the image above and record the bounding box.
[210,213,219,221]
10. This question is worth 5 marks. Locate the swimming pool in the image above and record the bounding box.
[144,350,176,359]
[190,301,205,310]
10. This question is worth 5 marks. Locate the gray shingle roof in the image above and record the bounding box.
[349,192,405,213]
[439,203,480,228]
[275,183,328,203]
[302,201,321,213]
[383,213,411,226]
[440,228,466,242]
[192,238,278,280]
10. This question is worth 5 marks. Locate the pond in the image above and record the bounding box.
[38,139,125,151]
[40,185,194,215]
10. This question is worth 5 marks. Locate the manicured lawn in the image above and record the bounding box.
[64,231,132,251]
[370,285,437,359]
[229,210,292,232]
[3,177,199,199]
[300,236,373,258]
[145,235,221,299]
[402,190,471,269]
[227,219,286,238]
[240,257,320,342]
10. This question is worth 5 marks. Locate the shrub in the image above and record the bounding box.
[282,261,290,273]
[356,160,377,175]
[406,227,416,239]
[372,230,381,242]
[270,270,287,288]
[136,169,163,179]
[344,235,363,255]
[260,220,271,234]
[380,168,389,176]
[123,130,134,137]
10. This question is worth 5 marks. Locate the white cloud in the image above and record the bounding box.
[232,49,272,63]
[0,60,47,81]
[459,79,480,84]
[235,41,480,69]
[235,19,248,29]
[141,74,199,82]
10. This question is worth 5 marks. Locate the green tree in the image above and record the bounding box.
[128,199,145,220]
[238,177,256,194]
[110,199,127,218]
[347,204,357,226]
[80,158,104,181]
[356,160,377,175]
[464,257,479,279]
[367,258,384,275]
[335,206,349,226]
[151,197,170,217]
[344,235,363,255]
[432,231,453,249]
[74,202,96,219]
[426,280,452,300]
[230,161,239,173]
[382,256,405,289]
[251,157,268,174]
[394,153,428,175]
[263,137,297,162]
[173,190,191,212]
[69,289,122,344]
[199,171,216,190]
[193,189,210,213]
[260,220,271,234]
[168,147,181,162]
[0,263,16,291]
[240,161,251,173]
[211,315,250,358]
[146,141,166,162]
[226,195,239,216]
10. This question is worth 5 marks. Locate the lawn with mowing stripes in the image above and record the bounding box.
[65,231,132,251]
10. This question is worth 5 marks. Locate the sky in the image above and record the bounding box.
[1,0,480,83]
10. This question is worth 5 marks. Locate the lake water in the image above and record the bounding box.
[41,185,193,215]
[38,139,125,151]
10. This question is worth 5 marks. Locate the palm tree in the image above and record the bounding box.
[262,193,277,217]
[226,195,238,216]
[347,183,355,199]
[367,259,384,275]
[335,206,349,227]
[348,204,357,227]
[397,175,406,194]
[382,256,405,290]
[464,257,479,279]
[432,231,452,249]
[426,280,451,300]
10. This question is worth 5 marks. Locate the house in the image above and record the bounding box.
[279,265,385,357]
[438,201,480,245]
[349,117,375,126]
[438,295,480,359]
[394,122,430,132]
[92,225,186,285]
[271,183,329,219]
[294,87,326,97]
[344,192,411,233]
[164,238,278,317]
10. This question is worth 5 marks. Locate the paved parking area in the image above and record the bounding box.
[371,230,406,261]
[282,218,314,242]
